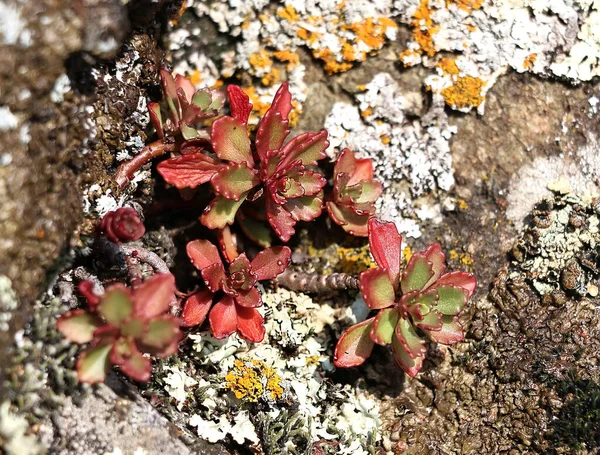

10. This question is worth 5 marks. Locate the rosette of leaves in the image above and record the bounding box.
[151,69,225,141]
[98,207,145,244]
[180,239,291,342]
[156,82,329,243]
[57,274,181,383]
[326,148,382,236]
[334,219,476,377]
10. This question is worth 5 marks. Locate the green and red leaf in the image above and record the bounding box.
[266,197,296,242]
[421,243,446,290]
[76,343,113,384]
[333,318,375,368]
[413,309,443,331]
[278,130,329,169]
[218,226,240,263]
[234,286,262,308]
[141,315,181,349]
[181,290,214,327]
[157,153,220,189]
[368,218,402,286]
[255,82,292,160]
[395,317,427,359]
[400,253,434,294]
[284,193,324,222]
[98,285,133,326]
[436,271,476,298]
[421,315,464,345]
[237,215,272,248]
[227,85,252,126]
[209,295,238,339]
[111,338,151,382]
[57,310,103,344]
[359,267,396,309]
[211,116,253,166]
[391,333,425,378]
[160,69,180,122]
[186,239,223,272]
[148,102,163,139]
[201,194,248,230]
[296,170,327,196]
[132,274,176,320]
[434,285,468,315]
[326,202,370,237]
[236,306,265,342]
[370,308,400,345]
[210,163,259,201]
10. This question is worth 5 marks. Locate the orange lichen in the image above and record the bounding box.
[441,76,485,108]
[409,0,439,57]
[447,0,484,12]
[225,359,283,402]
[189,70,202,86]
[249,50,273,69]
[437,57,460,75]
[345,17,398,50]
[273,50,300,70]
[523,53,537,69]
[261,67,281,86]
[361,108,373,118]
[458,199,469,210]
[277,4,300,22]
[381,135,391,144]
[399,49,421,67]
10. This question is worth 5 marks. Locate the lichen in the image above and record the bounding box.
[225,359,284,402]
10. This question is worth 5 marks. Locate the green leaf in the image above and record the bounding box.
[395,317,426,359]
[192,89,212,110]
[56,310,102,344]
[142,316,180,349]
[422,315,464,345]
[326,201,370,237]
[333,318,375,368]
[211,116,253,165]
[284,193,323,222]
[435,285,468,315]
[359,267,396,309]
[210,164,259,201]
[414,309,443,331]
[201,193,248,229]
[391,333,425,378]
[421,243,446,289]
[181,122,200,140]
[120,317,145,338]
[76,344,112,384]
[370,308,400,345]
[238,216,272,248]
[98,287,133,326]
[400,253,434,294]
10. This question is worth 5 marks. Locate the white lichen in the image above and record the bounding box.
[0,401,44,455]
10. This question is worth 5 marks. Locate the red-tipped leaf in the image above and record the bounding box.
[157,153,221,189]
[181,290,214,327]
[57,310,103,344]
[227,85,252,126]
[333,318,375,368]
[210,163,259,201]
[209,295,238,339]
[368,218,402,286]
[132,274,176,320]
[436,271,476,298]
[359,267,396,309]
[400,253,434,294]
[250,246,291,281]
[370,308,400,346]
[211,116,253,166]
[422,315,465,345]
[255,82,292,160]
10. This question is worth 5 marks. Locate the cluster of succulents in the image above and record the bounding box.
[58,70,476,384]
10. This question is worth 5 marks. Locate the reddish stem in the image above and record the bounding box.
[114,140,177,188]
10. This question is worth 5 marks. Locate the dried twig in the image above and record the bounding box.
[276,269,359,294]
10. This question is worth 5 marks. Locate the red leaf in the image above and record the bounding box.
[333,318,375,368]
[326,202,370,237]
[78,281,102,307]
[436,271,476,298]
[181,290,214,327]
[175,74,195,102]
[359,267,396,309]
[186,239,223,272]
[227,85,252,126]
[132,274,176,320]
[201,263,227,292]
[157,153,221,189]
[255,82,292,160]
[211,116,253,166]
[250,246,292,281]
[333,148,357,176]
[266,197,296,242]
[349,158,375,186]
[236,306,265,342]
[148,102,163,139]
[210,163,259,201]
[422,243,446,290]
[209,295,238,339]
[368,218,402,287]
[200,194,248,230]
[234,286,262,308]
[278,130,329,170]
[218,226,240,263]
[111,339,152,382]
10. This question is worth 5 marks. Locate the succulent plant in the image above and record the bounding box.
[326,148,382,236]
[57,274,181,383]
[180,239,291,342]
[98,207,146,244]
[334,219,476,377]
[156,82,329,242]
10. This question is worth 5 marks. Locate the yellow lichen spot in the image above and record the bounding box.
[261,67,281,86]
[322,58,353,75]
[273,50,300,70]
[523,53,537,70]
[458,199,469,210]
[288,100,302,127]
[399,49,420,67]
[342,41,356,62]
[441,76,485,109]
[277,4,300,22]
[336,244,376,275]
[381,135,391,144]
[305,355,321,365]
[212,79,224,89]
[447,0,484,12]
[225,359,283,402]
[402,246,413,264]
[448,249,473,268]
[449,249,459,261]
[296,28,309,40]
[466,24,477,32]
[437,57,460,75]
[361,107,373,118]
[249,50,273,69]
[189,70,202,86]
[356,84,367,91]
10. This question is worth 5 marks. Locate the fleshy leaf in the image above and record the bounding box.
[132,274,176,320]
[391,333,425,378]
[236,306,265,342]
[201,193,248,230]
[334,148,357,176]
[348,157,375,185]
[422,243,447,290]
[181,290,214,327]
[160,69,180,122]
[326,202,370,237]
[278,130,329,169]
[266,197,296,242]
[404,288,437,321]
[395,317,427,359]
[191,89,212,110]
[148,102,163,139]
[435,285,468,315]
[250,246,291,281]
[157,153,220,189]
[353,181,382,204]
[174,74,195,101]
[370,308,400,346]
[120,317,145,338]
[181,122,200,140]
[186,239,223,272]
[218,226,240,263]
[208,295,238,339]
[359,267,396,309]
[227,85,252,126]
[211,116,253,166]
[237,215,272,248]
[333,318,375,368]
[414,309,443,331]
[255,82,292,160]
[401,253,434,294]
[56,310,102,344]
[98,286,133,326]
[142,316,181,349]
[284,193,323,222]
[78,281,101,307]
[76,343,112,384]
[436,271,476,298]
[368,218,402,286]
[210,163,259,201]
[422,315,465,345]
[296,170,327,196]
[111,339,151,382]
[235,287,262,308]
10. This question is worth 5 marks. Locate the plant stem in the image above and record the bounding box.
[114,140,177,188]
[276,269,359,293]
[120,245,171,274]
